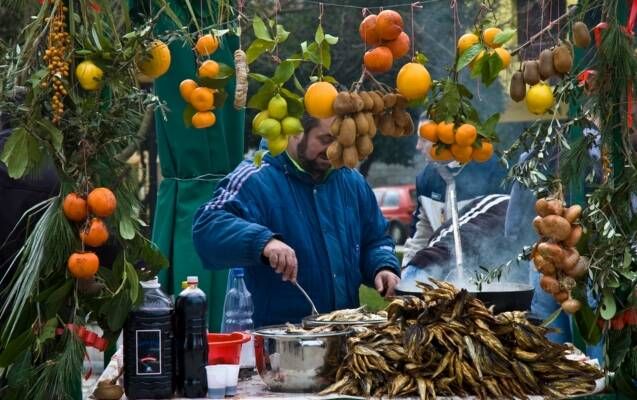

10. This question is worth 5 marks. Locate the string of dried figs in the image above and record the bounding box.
[376,92,414,138]
[43,0,71,124]
[532,196,587,314]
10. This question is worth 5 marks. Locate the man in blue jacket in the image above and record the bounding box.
[192,115,400,327]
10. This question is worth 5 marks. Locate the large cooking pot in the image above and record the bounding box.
[253,325,351,393]
[396,280,534,314]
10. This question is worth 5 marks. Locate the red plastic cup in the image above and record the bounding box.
[207,332,250,365]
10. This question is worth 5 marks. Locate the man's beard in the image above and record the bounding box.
[297,135,329,177]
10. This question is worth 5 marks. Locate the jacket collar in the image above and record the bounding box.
[265,152,333,185]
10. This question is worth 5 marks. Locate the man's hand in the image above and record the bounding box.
[374,269,400,298]
[263,238,298,282]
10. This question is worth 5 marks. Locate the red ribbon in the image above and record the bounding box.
[628,0,637,33]
[592,22,608,47]
[56,323,109,352]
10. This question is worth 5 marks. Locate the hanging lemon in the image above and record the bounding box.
[526,83,555,115]
[75,60,103,91]
[136,40,171,79]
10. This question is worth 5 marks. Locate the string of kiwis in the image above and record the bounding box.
[510,21,590,103]
[327,90,414,168]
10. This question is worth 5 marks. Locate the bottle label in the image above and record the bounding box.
[136,329,162,375]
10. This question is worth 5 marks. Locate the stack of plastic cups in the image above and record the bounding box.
[206,332,250,398]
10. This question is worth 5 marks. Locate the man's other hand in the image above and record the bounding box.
[263,239,298,282]
[374,269,400,298]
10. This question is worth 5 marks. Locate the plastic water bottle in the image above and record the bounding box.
[221,268,256,377]
[175,276,208,398]
[123,277,175,399]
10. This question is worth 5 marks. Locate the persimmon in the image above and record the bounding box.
[68,251,99,279]
[63,193,88,222]
[80,218,109,247]
[87,187,117,218]
[364,46,393,74]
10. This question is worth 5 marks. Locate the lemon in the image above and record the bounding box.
[281,116,303,136]
[526,83,554,115]
[267,95,288,120]
[268,135,288,156]
[252,110,270,132]
[256,118,282,139]
[76,60,103,91]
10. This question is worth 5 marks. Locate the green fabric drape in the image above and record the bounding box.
[148,3,245,330]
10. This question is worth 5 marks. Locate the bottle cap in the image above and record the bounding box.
[232,267,245,278]
[187,276,199,284]
[181,281,189,289]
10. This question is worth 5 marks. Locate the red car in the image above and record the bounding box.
[373,184,417,244]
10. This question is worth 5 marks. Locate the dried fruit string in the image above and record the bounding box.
[43,0,71,125]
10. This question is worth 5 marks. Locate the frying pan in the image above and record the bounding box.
[395,280,534,314]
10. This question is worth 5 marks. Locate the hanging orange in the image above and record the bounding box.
[451,144,473,163]
[80,218,109,247]
[87,187,117,217]
[198,60,220,79]
[136,40,171,79]
[436,122,455,144]
[419,122,438,142]
[190,87,215,111]
[429,145,453,161]
[364,46,393,74]
[375,10,403,41]
[472,140,494,162]
[179,79,198,103]
[67,251,100,279]
[63,193,88,222]
[385,32,410,59]
[195,34,219,56]
[192,111,217,129]
[455,123,477,146]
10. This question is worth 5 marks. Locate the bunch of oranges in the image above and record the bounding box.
[359,10,410,74]
[43,1,71,124]
[63,187,117,280]
[419,121,494,164]
[457,27,511,72]
[179,34,222,129]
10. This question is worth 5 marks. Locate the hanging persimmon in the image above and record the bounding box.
[87,187,117,217]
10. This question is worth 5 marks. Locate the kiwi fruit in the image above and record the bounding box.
[573,22,591,48]
[383,93,397,109]
[523,60,540,85]
[365,112,377,137]
[330,116,343,137]
[552,45,572,74]
[350,92,365,112]
[379,113,397,136]
[370,91,385,113]
[338,117,356,146]
[394,110,414,135]
[327,141,343,162]
[509,71,526,102]
[342,146,359,168]
[354,112,369,136]
[359,91,374,111]
[538,49,555,80]
[356,135,374,159]
[333,92,355,115]
[394,94,408,109]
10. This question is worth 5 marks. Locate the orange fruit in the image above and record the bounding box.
[192,111,217,128]
[63,193,88,222]
[364,46,393,74]
[359,14,381,46]
[457,33,479,54]
[190,87,214,111]
[198,60,220,79]
[483,27,503,48]
[179,79,198,103]
[494,47,511,69]
[135,40,171,79]
[376,10,404,41]
[429,145,453,161]
[68,252,99,279]
[451,144,473,163]
[436,122,455,144]
[396,62,432,100]
[469,50,485,70]
[419,121,438,142]
[87,187,117,218]
[195,34,219,56]
[455,123,477,146]
[472,140,494,162]
[304,81,338,118]
[80,218,109,247]
[385,32,410,59]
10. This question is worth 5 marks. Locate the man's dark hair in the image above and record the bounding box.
[301,114,321,134]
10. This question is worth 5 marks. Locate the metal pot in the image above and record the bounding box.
[395,281,534,314]
[253,325,351,393]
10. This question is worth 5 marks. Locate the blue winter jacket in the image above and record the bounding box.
[192,152,399,328]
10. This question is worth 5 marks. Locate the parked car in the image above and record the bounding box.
[373,184,416,245]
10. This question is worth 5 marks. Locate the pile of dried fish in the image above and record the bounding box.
[320,279,603,400]
[282,323,337,335]
[313,306,387,322]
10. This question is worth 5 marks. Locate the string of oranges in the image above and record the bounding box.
[419,121,493,164]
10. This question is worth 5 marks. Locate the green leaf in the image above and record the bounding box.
[457,44,483,71]
[91,27,103,51]
[0,329,34,367]
[481,52,503,86]
[601,289,617,320]
[38,318,58,342]
[540,307,562,327]
[37,119,63,151]
[456,83,473,99]
[615,364,637,396]
[248,73,272,83]
[183,104,196,128]
[573,300,602,345]
[252,16,271,41]
[1,127,31,179]
[119,217,136,240]
[623,247,632,269]
[322,75,338,84]
[247,81,276,110]
[107,292,131,331]
[275,24,290,43]
[246,38,275,64]
[608,330,631,371]
[272,60,296,84]
[280,88,304,117]
[315,24,325,44]
[414,52,428,66]
[199,63,235,90]
[98,266,118,291]
[324,34,339,45]
[293,76,305,93]
[125,261,139,304]
[45,280,73,318]
[321,41,331,69]
[493,29,516,45]
[214,90,228,109]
